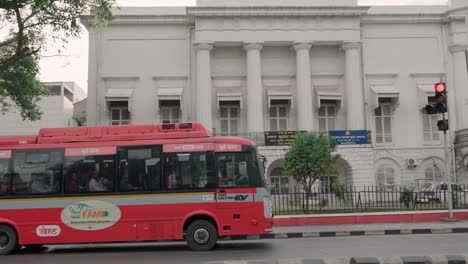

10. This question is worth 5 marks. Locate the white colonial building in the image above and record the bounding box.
[85,0,468,190]
[0,82,86,136]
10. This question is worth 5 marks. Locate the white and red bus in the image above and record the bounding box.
[0,122,273,254]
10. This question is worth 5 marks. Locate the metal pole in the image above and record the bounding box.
[444,118,454,220]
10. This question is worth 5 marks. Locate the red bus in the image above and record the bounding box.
[0,122,273,255]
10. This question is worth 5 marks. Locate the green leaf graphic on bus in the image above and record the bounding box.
[61,200,121,231]
[68,203,97,219]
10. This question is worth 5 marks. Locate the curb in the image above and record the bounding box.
[222,227,468,241]
[273,211,468,227]
[204,255,468,264]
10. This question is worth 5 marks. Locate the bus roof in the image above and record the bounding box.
[0,123,213,145]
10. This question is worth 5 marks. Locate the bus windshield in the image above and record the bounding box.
[253,147,267,189]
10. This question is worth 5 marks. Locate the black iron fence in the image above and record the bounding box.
[272,185,468,215]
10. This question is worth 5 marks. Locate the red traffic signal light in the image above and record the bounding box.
[435,82,446,93]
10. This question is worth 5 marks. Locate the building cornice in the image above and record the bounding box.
[365,73,398,79]
[187,6,370,17]
[212,74,247,80]
[409,73,446,78]
[449,44,468,53]
[362,13,466,24]
[342,42,361,50]
[102,76,140,81]
[103,7,465,26]
[362,14,444,24]
[110,15,193,25]
[152,76,189,81]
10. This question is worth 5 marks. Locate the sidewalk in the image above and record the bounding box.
[227,216,468,240]
[226,219,468,241]
[262,221,468,239]
[274,220,468,234]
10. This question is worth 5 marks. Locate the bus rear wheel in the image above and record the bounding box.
[0,225,18,255]
[185,220,217,251]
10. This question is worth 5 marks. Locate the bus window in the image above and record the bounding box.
[0,156,10,195]
[217,153,251,188]
[12,149,63,195]
[164,152,215,190]
[118,146,162,192]
[64,155,115,194]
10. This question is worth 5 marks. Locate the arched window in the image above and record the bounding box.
[376,165,395,190]
[269,167,289,195]
[425,165,443,182]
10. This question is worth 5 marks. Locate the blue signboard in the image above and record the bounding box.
[328,130,369,145]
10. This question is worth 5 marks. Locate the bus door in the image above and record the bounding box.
[215,152,255,209]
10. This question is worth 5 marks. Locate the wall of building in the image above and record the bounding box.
[0,82,85,136]
[85,2,468,187]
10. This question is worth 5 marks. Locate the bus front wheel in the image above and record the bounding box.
[185,220,217,251]
[0,225,18,255]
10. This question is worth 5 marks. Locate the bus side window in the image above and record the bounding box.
[64,155,115,194]
[217,153,250,188]
[118,146,162,192]
[0,157,10,196]
[164,151,215,190]
[12,149,63,195]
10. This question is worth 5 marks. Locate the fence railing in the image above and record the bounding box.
[272,185,468,215]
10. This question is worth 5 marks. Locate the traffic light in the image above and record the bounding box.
[437,119,449,132]
[425,82,447,114]
[434,82,447,113]
[424,82,448,132]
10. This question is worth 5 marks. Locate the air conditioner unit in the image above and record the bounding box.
[407,158,420,167]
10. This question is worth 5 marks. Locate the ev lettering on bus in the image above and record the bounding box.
[217,194,249,201]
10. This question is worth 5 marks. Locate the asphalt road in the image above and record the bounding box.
[2,233,468,264]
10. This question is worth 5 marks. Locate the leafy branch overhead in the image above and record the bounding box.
[0,0,115,120]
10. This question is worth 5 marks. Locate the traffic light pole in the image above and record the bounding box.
[443,127,454,220]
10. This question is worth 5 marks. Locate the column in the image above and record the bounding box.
[293,43,314,131]
[195,43,214,131]
[343,42,366,130]
[450,44,468,130]
[87,29,99,126]
[244,43,264,133]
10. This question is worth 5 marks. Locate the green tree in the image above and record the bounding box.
[0,0,115,120]
[0,55,49,120]
[72,117,86,127]
[284,132,340,212]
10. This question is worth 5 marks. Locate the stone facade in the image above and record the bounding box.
[84,0,468,188]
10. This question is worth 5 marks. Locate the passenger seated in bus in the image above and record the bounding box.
[218,168,233,187]
[99,171,113,190]
[88,171,108,192]
[235,173,249,186]
[31,173,54,194]
[11,173,28,194]
[0,174,9,194]
[66,173,79,193]
[99,169,114,190]
[79,170,90,192]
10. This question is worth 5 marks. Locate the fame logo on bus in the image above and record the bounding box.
[61,200,121,231]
